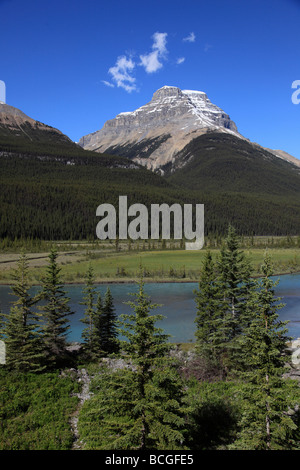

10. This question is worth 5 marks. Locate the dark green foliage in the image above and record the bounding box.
[119,277,171,371]
[166,132,300,196]
[0,254,44,372]
[184,379,240,450]
[80,264,98,351]
[194,226,255,371]
[117,278,186,449]
[1,130,300,240]
[0,369,79,450]
[166,132,300,235]
[99,288,119,355]
[194,233,300,449]
[78,364,185,450]
[78,368,138,449]
[0,149,189,240]
[92,293,104,352]
[78,277,186,450]
[1,248,300,450]
[216,226,254,341]
[80,265,119,358]
[38,249,74,368]
[1,226,300,450]
[233,253,300,449]
[194,251,224,363]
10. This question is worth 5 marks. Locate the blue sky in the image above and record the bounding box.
[0,0,299,159]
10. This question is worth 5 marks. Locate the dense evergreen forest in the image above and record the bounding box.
[1,133,300,240]
[1,228,300,450]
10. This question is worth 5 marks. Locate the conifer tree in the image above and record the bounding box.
[0,253,44,372]
[99,287,119,355]
[86,275,186,449]
[217,225,251,330]
[80,264,97,350]
[80,264,119,358]
[216,225,255,369]
[233,252,300,449]
[91,292,105,356]
[194,250,224,364]
[39,249,74,368]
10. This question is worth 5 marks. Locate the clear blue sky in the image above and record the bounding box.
[0,0,299,159]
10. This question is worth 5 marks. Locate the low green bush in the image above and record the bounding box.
[0,369,80,450]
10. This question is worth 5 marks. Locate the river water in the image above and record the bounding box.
[0,273,299,343]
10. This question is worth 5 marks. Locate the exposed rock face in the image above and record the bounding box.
[0,102,73,144]
[79,86,242,171]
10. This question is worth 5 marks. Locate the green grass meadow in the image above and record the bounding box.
[1,242,300,284]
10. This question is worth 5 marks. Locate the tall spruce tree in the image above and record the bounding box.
[0,253,44,372]
[80,264,98,352]
[233,252,300,449]
[99,288,119,355]
[217,225,252,330]
[84,275,186,449]
[80,264,119,358]
[91,292,105,356]
[39,249,74,368]
[194,250,224,365]
[216,225,255,369]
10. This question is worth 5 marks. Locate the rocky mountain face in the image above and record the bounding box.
[79,85,300,173]
[0,102,73,145]
[78,86,243,171]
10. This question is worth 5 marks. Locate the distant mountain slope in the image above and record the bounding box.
[0,151,191,240]
[0,102,74,146]
[165,132,300,196]
[0,103,194,240]
[2,145,300,239]
[264,148,300,168]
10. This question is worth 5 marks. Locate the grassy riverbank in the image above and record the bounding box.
[0,238,300,284]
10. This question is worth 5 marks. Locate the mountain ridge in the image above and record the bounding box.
[78,86,244,171]
[0,102,75,146]
[78,85,299,172]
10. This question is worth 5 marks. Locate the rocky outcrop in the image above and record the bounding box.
[68,368,92,450]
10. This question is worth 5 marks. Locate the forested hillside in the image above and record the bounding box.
[165,132,300,195]
[1,132,300,240]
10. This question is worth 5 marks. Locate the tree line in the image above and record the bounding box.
[1,226,300,449]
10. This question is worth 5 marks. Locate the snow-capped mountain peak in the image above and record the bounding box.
[78,86,241,170]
